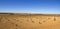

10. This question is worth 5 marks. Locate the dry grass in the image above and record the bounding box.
[0,14,60,29]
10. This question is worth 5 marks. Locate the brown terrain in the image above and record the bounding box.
[0,13,60,29]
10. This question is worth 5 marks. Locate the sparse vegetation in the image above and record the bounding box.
[0,14,60,29]
[39,22,42,24]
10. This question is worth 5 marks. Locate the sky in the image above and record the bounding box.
[0,0,60,14]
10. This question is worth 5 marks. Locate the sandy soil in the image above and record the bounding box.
[0,14,60,29]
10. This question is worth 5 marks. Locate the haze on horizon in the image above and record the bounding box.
[0,0,60,14]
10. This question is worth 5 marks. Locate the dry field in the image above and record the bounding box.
[0,14,60,29]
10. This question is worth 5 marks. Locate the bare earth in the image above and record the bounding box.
[0,14,60,29]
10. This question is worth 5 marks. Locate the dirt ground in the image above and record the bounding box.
[0,14,60,29]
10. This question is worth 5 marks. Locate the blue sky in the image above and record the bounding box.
[0,0,60,14]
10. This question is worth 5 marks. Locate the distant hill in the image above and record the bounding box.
[0,13,60,16]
